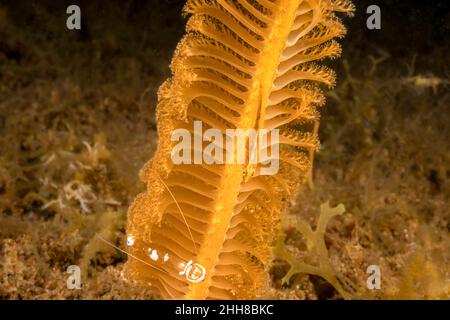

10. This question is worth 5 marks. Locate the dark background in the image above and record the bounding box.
[1,0,449,76]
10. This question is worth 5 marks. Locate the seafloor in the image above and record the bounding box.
[0,1,448,299]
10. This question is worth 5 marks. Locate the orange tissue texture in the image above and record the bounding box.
[125,0,353,299]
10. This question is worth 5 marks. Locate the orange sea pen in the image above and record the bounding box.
[125,0,353,299]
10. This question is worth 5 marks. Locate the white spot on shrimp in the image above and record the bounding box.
[163,253,169,262]
[178,262,186,274]
[126,235,135,247]
[150,250,159,261]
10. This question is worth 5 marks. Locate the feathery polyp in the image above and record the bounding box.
[126,0,354,299]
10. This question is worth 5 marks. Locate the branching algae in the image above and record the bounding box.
[125,0,354,299]
[275,202,360,299]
